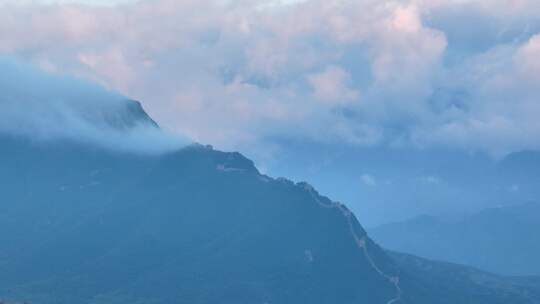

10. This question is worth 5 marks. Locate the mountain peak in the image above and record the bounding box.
[0,59,185,154]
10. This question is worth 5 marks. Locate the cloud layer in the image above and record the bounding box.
[1,0,540,156]
[0,58,186,153]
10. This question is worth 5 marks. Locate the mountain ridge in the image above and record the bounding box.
[370,202,540,276]
[1,135,540,303]
[0,138,402,303]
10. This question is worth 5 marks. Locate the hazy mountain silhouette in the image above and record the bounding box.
[263,142,540,227]
[370,203,540,276]
[0,133,539,303]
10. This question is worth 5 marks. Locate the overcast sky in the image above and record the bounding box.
[1,0,540,158]
[0,0,136,5]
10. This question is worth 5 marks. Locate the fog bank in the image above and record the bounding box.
[0,58,187,154]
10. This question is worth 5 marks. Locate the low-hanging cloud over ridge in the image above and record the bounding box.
[0,58,187,153]
[1,0,539,156]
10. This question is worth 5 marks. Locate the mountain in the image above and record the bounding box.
[0,59,179,155]
[391,252,540,303]
[93,99,159,130]
[369,203,540,276]
[261,141,540,227]
[1,60,539,303]
[0,136,397,304]
[0,134,540,304]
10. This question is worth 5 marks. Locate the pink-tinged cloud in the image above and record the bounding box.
[1,0,540,156]
[307,66,359,104]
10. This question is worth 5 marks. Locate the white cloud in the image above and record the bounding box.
[419,176,441,185]
[0,58,186,153]
[307,66,359,104]
[515,34,540,82]
[0,0,540,156]
[361,174,377,187]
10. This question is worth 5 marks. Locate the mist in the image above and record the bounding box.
[0,57,188,154]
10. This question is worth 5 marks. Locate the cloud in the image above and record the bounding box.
[361,174,377,187]
[1,0,540,157]
[413,32,540,156]
[419,176,441,185]
[0,57,186,154]
[515,34,540,82]
[509,184,520,192]
[307,66,359,104]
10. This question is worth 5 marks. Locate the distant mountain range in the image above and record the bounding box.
[0,125,540,303]
[264,142,540,227]
[370,203,540,276]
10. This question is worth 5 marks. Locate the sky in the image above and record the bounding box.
[1,0,539,157]
[0,0,137,5]
[1,0,540,224]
